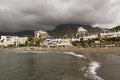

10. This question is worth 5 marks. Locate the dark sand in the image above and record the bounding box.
[40,47,120,54]
[0,47,120,55]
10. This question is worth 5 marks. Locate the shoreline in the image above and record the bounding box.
[0,47,120,55]
[40,47,120,55]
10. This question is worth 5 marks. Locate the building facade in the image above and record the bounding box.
[0,36,28,47]
[34,30,49,39]
[42,38,73,47]
[76,27,88,37]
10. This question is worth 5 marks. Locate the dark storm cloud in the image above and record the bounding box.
[0,0,119,32]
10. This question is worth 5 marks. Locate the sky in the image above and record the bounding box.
[0,0,120,32]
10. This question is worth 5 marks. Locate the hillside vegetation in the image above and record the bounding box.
[112,26,120,31]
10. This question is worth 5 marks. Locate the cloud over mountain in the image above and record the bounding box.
[0,0,119,32]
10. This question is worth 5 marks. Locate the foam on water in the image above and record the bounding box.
[64,52,86,59]
[84,61,104,80]
[64,52,104,80]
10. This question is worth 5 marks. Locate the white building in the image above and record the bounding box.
[100,31,120,38]
[34,30,49,39]
[83,31,120,40]
[0,36,28,47]
[42,38,73,47]
[76,27,88,37]
[84,34,98,40]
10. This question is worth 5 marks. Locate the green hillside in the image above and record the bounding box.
[112,26,120,31]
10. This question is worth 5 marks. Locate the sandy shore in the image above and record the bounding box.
[40,47,120,54]
[0,47,120,55]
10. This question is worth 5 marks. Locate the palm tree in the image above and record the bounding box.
[80,38,85,47]
[27,36,34,46]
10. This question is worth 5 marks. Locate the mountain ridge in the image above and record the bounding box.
[0,24,103,37]
[48,24,103,37]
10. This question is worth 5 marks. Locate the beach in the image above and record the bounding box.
[40,47,120,54]
[0,47,120,55]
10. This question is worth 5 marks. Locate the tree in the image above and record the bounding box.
[34,37,45,47]
[71,41,80,47]
[80,38,85,47]
[26,36,35,46]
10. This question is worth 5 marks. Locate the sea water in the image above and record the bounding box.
[0,51,120,80]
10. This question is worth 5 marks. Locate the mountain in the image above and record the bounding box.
[0,24,103,37]
[48,24,103,37]
[0,30,34,37]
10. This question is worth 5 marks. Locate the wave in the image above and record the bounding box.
[64,52,104,80]
[64,52,86,59]
[84,61,104,80]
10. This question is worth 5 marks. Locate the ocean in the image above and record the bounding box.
[0,51,120,80]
